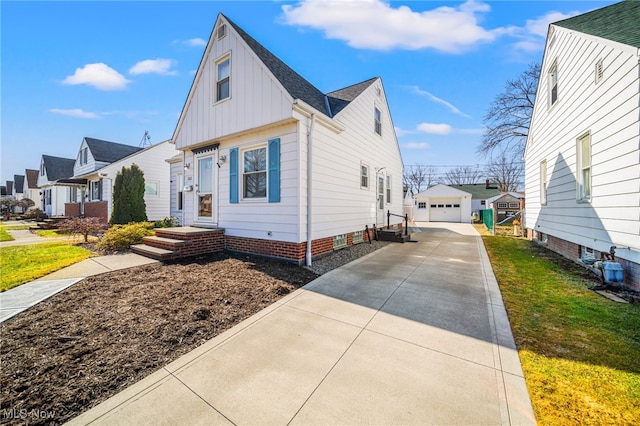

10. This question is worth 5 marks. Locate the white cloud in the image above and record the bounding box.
[417,123,452,135]
[49,108,101,119]
[62,63,130,91]
[394,126,411,137]
[281,0,507,53]
[185,38,206,47]
[129,59,178,76]
[403,142,431,150]
[407,85,471,118]
[512,10,581,52]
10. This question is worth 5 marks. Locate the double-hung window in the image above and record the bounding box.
[90,180,102,201]
[216,57,230,102]
[361,165,369,188]
[386,175,391,203]
[548,61,558,106]
[577,133,591,201]
[243,147,267,199]
[374,107,382,135]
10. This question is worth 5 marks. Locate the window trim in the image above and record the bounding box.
[548,60,558,107]
[89,179,102,201]
[241,145,267,200]
[386,175,391,204]
[576,132,592,202]
[214,54,231,103]
[374,107,382,136]
[144,181,159,197]
[360,164,369,189]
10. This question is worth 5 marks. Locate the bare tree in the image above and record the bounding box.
[478,62,540,157]
[485,151,524,192]
[403,165,438,194]
[444,166,483,185]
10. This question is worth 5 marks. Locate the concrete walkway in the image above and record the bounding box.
[68,223,535,425]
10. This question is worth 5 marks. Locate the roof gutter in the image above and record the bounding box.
[293,99,345,133]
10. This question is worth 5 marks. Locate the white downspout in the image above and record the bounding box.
[306,113,315,266]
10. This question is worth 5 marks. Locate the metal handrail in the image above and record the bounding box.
[387,210,409,236]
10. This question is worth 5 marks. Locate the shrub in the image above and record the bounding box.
[97,222,154,251]
[110,164,147,225]
[23,208,47,221]
[153,216,179,228]
[59,217,108,242]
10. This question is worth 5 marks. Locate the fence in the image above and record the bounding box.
[480,209,494,233]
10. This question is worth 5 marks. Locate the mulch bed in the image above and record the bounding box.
[0,252,318,425]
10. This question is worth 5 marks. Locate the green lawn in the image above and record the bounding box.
[0,227,13,242]
[0,242,94,291]
[483,236,640,425]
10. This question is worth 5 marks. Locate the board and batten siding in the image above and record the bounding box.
[100,141,176,221]
[525,25,640,264]
[299,79,404,240]
[173,17,293,151]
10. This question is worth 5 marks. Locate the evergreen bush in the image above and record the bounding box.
[110,164,147,225]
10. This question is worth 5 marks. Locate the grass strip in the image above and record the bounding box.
[482,236,640,425]
[0,242,94,291]
[0,227,14,242]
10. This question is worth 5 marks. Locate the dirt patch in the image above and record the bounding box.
[0,252,318,425]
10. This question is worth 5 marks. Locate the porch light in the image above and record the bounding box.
[184,162,191,170]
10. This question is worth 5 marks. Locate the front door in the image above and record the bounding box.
[196,155,215,223]
[377,175,385,226]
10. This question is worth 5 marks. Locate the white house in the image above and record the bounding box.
[36,155,76,216]
[524,1,640,289]
[413,184,472,223]
[150,14,404,265]
[25,169,40,205]
[60,138,176,222]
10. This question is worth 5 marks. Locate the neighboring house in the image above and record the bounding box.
[524,1,640,289]
[450,181,502,213]
[413,184,472,223]
[486,192,524,223]
[36,155,75,216]
[11,175,25,213]
[25,169,40,205]
[163,14,404,265]
[60,138,176,221]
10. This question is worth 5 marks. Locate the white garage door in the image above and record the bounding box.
[429,198,462,222]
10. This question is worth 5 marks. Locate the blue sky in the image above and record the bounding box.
[1,0,617,186]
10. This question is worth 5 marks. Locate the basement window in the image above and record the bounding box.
[352,230,364,244]
[333,234,347,250]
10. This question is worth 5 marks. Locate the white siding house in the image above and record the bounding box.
[413,184,472,223]
[36,155,75,216]
[63,139,176,222]
[524,1,640,289]
[169,14,404,264]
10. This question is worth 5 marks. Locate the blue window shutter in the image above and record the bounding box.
[229,148,239,203]
[268,138,280,203]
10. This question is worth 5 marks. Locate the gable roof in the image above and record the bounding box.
[6,181,13,195]
[327,78,378,116]
[486,192,525,205]
[26,169,39,189]
[414,183,471,198]
[224,15,330,116]
[554,1,640,48]
[449,183,501,200]
[84,137,143,163]
[42,155,75,181]
[13,175,25,193]
[223,15,379,119]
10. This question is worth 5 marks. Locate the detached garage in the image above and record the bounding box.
[413,184,472,223]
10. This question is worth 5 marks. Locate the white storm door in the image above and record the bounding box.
[196,155,215,222]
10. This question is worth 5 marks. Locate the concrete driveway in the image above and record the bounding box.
[68,223,535,425]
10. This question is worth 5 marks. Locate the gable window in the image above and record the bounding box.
[217,24,227,40]
[577,132,591,201]
[216,57,230,102]
[374,107,382,135]
[243,146,267,199]
[540,160,547,205]
[386,175,391,203]
[548,61,558,106]
[89,180,102,201]
[361,165,369,188]
[40,163,45,176]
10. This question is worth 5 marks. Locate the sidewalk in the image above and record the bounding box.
[0,227,158,322]
[68,223,535,425]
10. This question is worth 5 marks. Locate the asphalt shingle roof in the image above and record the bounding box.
[25,169,39,189]
[84,137,143,163]
[13,175,25,193]
[42,155,75,181]
[554,0,640,48]
[224,15,377,118]
[450,183,502,200]
[6,181,13,195]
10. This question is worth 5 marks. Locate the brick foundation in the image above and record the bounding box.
[527,227,639,290]
[84,201,108,221]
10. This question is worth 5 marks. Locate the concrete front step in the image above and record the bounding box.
[131,244,176,261]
